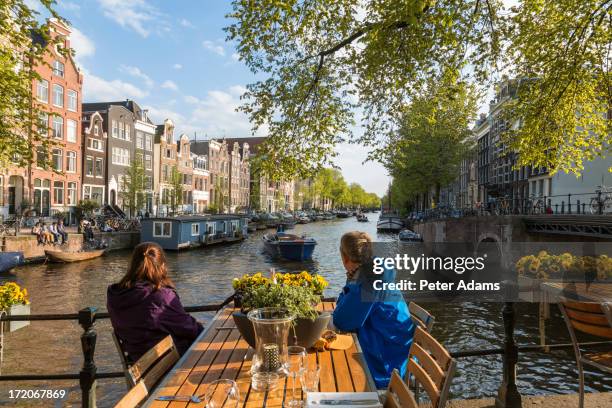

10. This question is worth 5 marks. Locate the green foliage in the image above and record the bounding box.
[241,284,320,321]
[0,1,61,168]
[384,74,478,203]
[170,166,183,213]
[304,168,380,209]
[227,1,609,179]
[119,158,146,217]
[75,199,100,220]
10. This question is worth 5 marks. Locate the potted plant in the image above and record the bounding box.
[0,282,30,332]
[232,272,331,348]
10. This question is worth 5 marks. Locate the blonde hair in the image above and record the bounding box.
[340,231,373,266]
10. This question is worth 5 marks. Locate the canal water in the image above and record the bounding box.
[0,217,610,407]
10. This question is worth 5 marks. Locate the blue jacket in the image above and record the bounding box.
[333,267,414,388]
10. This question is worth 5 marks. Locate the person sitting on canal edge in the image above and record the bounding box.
[31,222,44,245]
[57,219,68,244]
[107,242,204,362]
[332,231,415,389]
[49,222,60,244]
[41,222,54,245]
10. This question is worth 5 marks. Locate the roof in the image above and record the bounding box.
[222,137,266,155]
[143,215,247,223]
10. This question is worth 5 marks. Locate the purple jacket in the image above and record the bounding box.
[107,281,203,362]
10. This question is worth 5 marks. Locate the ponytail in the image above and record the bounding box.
[119,242,174,290]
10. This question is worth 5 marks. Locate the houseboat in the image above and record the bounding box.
[140,215,248,250]
[376,213,404,232]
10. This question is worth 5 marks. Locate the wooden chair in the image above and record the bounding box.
[112,331,133,389]
[406,326,456,408]
[409,302,435,332]
[113,335,180,408]
[558,300,612,408]
[384,369,418,408]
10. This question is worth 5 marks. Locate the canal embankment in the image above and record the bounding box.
[1,231,140,261]
[446,391,612,407]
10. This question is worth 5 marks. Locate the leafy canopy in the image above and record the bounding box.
[227,0,610,178]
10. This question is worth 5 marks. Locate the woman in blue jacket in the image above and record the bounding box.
[333,231,414,389]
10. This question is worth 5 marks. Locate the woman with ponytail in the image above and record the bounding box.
[107,242,203,361]
[333,231,414,389]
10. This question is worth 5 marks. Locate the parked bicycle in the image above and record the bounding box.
[589,185,612,214]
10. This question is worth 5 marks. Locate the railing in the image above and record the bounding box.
[410,189,612,223]
[0,296,234,408]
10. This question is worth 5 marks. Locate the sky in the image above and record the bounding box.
[29,0,391,196]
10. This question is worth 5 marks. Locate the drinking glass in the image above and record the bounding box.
[286,345,307,408]
[300,364,320,397]
[203,379,240,408]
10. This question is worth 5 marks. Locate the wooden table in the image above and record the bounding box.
[142,302,377,407]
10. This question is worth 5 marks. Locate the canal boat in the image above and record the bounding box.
[398,229,422,242]
[0,251,24,273]
[140,215,248,250]
[376,214,404,232]
[357,214,369,222]
[44,249,105,263]
[262,232,317,261]
[336,211,350,218]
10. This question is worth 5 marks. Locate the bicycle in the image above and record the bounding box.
[589,185,612,214]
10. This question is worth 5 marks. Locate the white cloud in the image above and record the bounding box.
[144,106,185,128]
[97,0,161,38]
[179,18,195,29]
[24,0,41,12]
[335,143,389,196]
[119,65,154,88]
[184,95,200,104]
[59,1,81,12]
[173,63,183,70]
[231,53,240,61]
[83,71,148,102]
[202,40,226,56]
[161,80,178,91]
[69,27,95,64]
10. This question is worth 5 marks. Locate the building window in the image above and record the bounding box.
[52,60,64,77]
[136,131,144,149]
[37,80,49,102]
[111,147,130,166]
[36,146,46,168]
[52,116,63,139]
[88,138,103,151]
[85,156,94,176]
[67,90,77,112]
[95,158,103,177]
[67,119,77,143]
[66,151,76,172]
[153,221,172,237]
[94,124,99,136]
[145,154,152,170]
[67,182,76,205]
[162,164,168,182]
[52,84,64,107]
[38,113,48,136]
[191,223,200,236]
[53,181,64,205]
[145,176,152,190]
[145,134,152,151]
[112,120,119,138]
[52,148,63,171]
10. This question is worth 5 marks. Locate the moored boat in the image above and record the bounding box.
[262,232,317,261]
[336,210,350,218]
[398,229,422,242]
[376,214,404,231]
[357,214,369,222]
[45,249,105,263]
[0,252,25,273]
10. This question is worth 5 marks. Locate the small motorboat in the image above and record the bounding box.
[45,249,105,263]
[357,214,369,222]
[0,251,25,273]
[262,231,317,261]
[336,211,350,218]
[398,229,422,242]
[377,214,404,232]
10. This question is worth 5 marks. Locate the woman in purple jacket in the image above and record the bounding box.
[107,242,203,362]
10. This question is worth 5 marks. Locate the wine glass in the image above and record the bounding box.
[286,345,307,408]
[300,364,320,400]
[203,379,240,408]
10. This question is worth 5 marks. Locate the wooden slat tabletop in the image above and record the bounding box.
[540,282,612,303]
[142,302,377,407]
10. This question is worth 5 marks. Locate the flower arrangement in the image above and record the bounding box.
[0,282,30,311]
[516,251,612,280]
[232,271,328,296]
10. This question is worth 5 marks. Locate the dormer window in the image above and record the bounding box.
[53,60,64,77]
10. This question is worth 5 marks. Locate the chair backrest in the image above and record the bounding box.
[409,302,435,332]
[112,331,135,389]
[127,335,180,391]
[559,301,612,339]
[114,380,148,408]
[406,326,456,408]
[385,369,417,408]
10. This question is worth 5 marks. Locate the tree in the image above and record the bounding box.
[119,158,146,217]
[0,1,61,168]
[170,166,183,214]
[384,74,477,205]
[227,1,610,179]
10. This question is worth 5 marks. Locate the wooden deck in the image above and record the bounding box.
[541,282,612,303]
[142,302,376,407]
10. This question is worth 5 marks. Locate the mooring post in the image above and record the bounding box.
[79,307,97,408]
[496,282,521,408]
